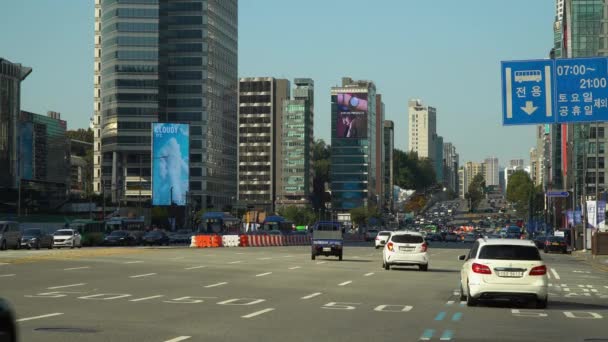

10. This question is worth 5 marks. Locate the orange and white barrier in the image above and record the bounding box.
[191,234,311,248]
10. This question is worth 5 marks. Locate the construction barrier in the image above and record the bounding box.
[210,235,223,248]
[239,234,249,247]
[190,236,197,248]
[222,235,240,247]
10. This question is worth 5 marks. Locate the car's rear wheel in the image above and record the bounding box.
[466,285,477,307]
[338,253,343,261]
[384,262,390,270]
[459,284,467,301]
[48,242,53,249]
[311,254,316,260]
[71,241,75,249]
[419,264,428,272]
[536,297,548,309]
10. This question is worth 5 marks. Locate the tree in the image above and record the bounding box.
[465,173,485,212]
[506,170,535,218]
[312,139,331,210]
[278,206,317,226]
[349,207,368,227]
[66,128,93,143]
[393,149,436,190]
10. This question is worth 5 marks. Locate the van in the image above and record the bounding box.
[0,221,22,250]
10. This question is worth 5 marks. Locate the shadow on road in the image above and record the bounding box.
[320,259,372,263]
[387,267,459,273]
[476,299,608,310]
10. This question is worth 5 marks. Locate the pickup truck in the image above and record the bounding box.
[311,221,343,261]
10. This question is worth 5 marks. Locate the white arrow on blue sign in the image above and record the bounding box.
[502,60,555,125]
[546,191,569,198]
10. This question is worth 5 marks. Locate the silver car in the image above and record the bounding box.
[0,221,21,251]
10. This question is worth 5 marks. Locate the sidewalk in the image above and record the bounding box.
[572,250,608,272]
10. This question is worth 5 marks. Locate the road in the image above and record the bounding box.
[2,243,608,341]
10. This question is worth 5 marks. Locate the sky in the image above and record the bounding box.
[0,0,555,167]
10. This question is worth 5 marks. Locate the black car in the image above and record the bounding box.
[142,230,170,246]
[20,228,53,250]
[0,298,16,342]
[103,230,136,246]
[543,236,570,254]
[532,235,546,249]
[168,229,192,244]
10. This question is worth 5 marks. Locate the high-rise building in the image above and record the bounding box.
[458,167,467,199]
[93,0,238,210]
[238,77,289,213]
[331,77,377,210]
[375,94,385,208]
[461,161,485,198]
[434,135,444,184]
[530,147,539,185]
[509,159,525,168]
[408,99,436,159]
[279,78,314,207]
[443,142,459,193]
[484,157,499,186]
[383,120,394,211]
[0,58,31,192]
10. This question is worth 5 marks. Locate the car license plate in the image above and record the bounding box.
[552,242,559,246]
[399,246,414,252]
[322,247,331,252]
[497,271,523,277]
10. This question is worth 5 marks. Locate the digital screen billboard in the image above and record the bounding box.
[152,123,189,206]
[336,93,368,139]
[19,122,33,180]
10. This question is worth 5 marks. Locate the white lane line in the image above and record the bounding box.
[288,266,301,270]
[129,273,157,278]
[184,266,206,270]
[316,261,326,265]
[338,281,352,286]
[163,336,191,342]
[170,257,185,260]
[283,255,293,258]
[364,272,374,277]
[547,272,552,279]
[301,292,322,300]
[47,283,86,290]
[353,256,360,259]
[446,300,455,305]
[257,257,272,260]
[550,268,561,280]
[130,295,164,302]
[255,272,272,277]
[0,274,16,277]
[17,313,63,322]
[228,260,242,264]
[236,252,245,254]
[63,266,90,271]
[0,262,9,266]
[241,308,275,319]
[204,282,228,288]
[124,261,143,264]
[452,290,460,296]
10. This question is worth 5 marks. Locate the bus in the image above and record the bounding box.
[105,217,145,232]
[260,216,295,234]
[200,212,240,234]
[69,219,105,246]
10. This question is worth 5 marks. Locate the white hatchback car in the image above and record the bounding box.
[382,231,429,271]
[458,238,548,308]
[374,231,392,249]
[53,229,82,249]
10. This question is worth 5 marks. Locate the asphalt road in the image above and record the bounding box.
[1,242,608,342]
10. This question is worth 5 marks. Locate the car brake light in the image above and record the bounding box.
[421,242,428,252]
[387,242,394,251]
[545,241,550,245]
[472,263,492,274]
[529,265,547,276]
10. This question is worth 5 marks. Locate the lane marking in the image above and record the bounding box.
[17,313,63,322]
[459,301,466,307]
[420,329,434,341]
[288,266,301,270]
[184,266,206,270]
[228,260,242,264]
[547,272,552,279]
[204,282,228,288]
[130,295,164,302]
[550,268,561,280]
[64,266,90,271]
[124,261,143,264]
[451,312,462,321]
[241,308,275,319]
[255,272,272,277]
[338,281,352,286]
[440,330,454,341]
[163,337,191,342]
[283,255,293,258]
[446,300,454,306]
[257,257,272,260]
[316,261,326,265]
[452,290,459,296]
[0,274,16,278]
[236,252,245,255]
[0,262,9,266]
[353,256,360,259]
[434,312,446,321]
[170,257,185,260]
[364,272,374,277]
[47,283,86,290]
[301,292,322,300]
[130,273,157,278]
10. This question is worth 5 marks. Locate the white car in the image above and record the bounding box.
[382,231,429,271]
[53,229,82,249]
[374,231,392,249]
[458,238,548,308]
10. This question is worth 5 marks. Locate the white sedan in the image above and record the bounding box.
[53,229,82,249]
[374,231,392,249]
[382,231,429,271]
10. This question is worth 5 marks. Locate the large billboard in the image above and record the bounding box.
[336,93,368,139]
[19,122,33,180]
[152,123,189,206]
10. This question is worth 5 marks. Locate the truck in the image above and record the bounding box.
[311,221,343,261]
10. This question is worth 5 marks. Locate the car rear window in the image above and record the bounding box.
[547,236,564,242]
[478,245,541,261]
[391,234,423,243]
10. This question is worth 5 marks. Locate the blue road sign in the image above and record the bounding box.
[546,191,569,198]
[555,57,608,123]
[502,60,555,125]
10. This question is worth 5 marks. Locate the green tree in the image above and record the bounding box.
[465,173,485,212]
[278,206,317,226]
[393,149,436,190]
[66,128,93,143]
[349,207,368,227]
[312,139,331,210]
[506,170,535,218]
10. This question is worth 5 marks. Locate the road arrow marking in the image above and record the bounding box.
[521,101,538,115]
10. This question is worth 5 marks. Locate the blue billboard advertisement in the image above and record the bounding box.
[152,123,189,206]
[19,122,33,180]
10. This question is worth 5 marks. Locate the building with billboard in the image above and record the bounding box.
[151,123,190,206]
[279,78,314,207]
[237,77,290,213]
[383,120,394,211]
[0,58,31,197]
[330,77,377,210]
[375,94,386,208]
[93,0,238,210]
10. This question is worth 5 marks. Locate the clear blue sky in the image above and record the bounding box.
[1,0,555,166]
